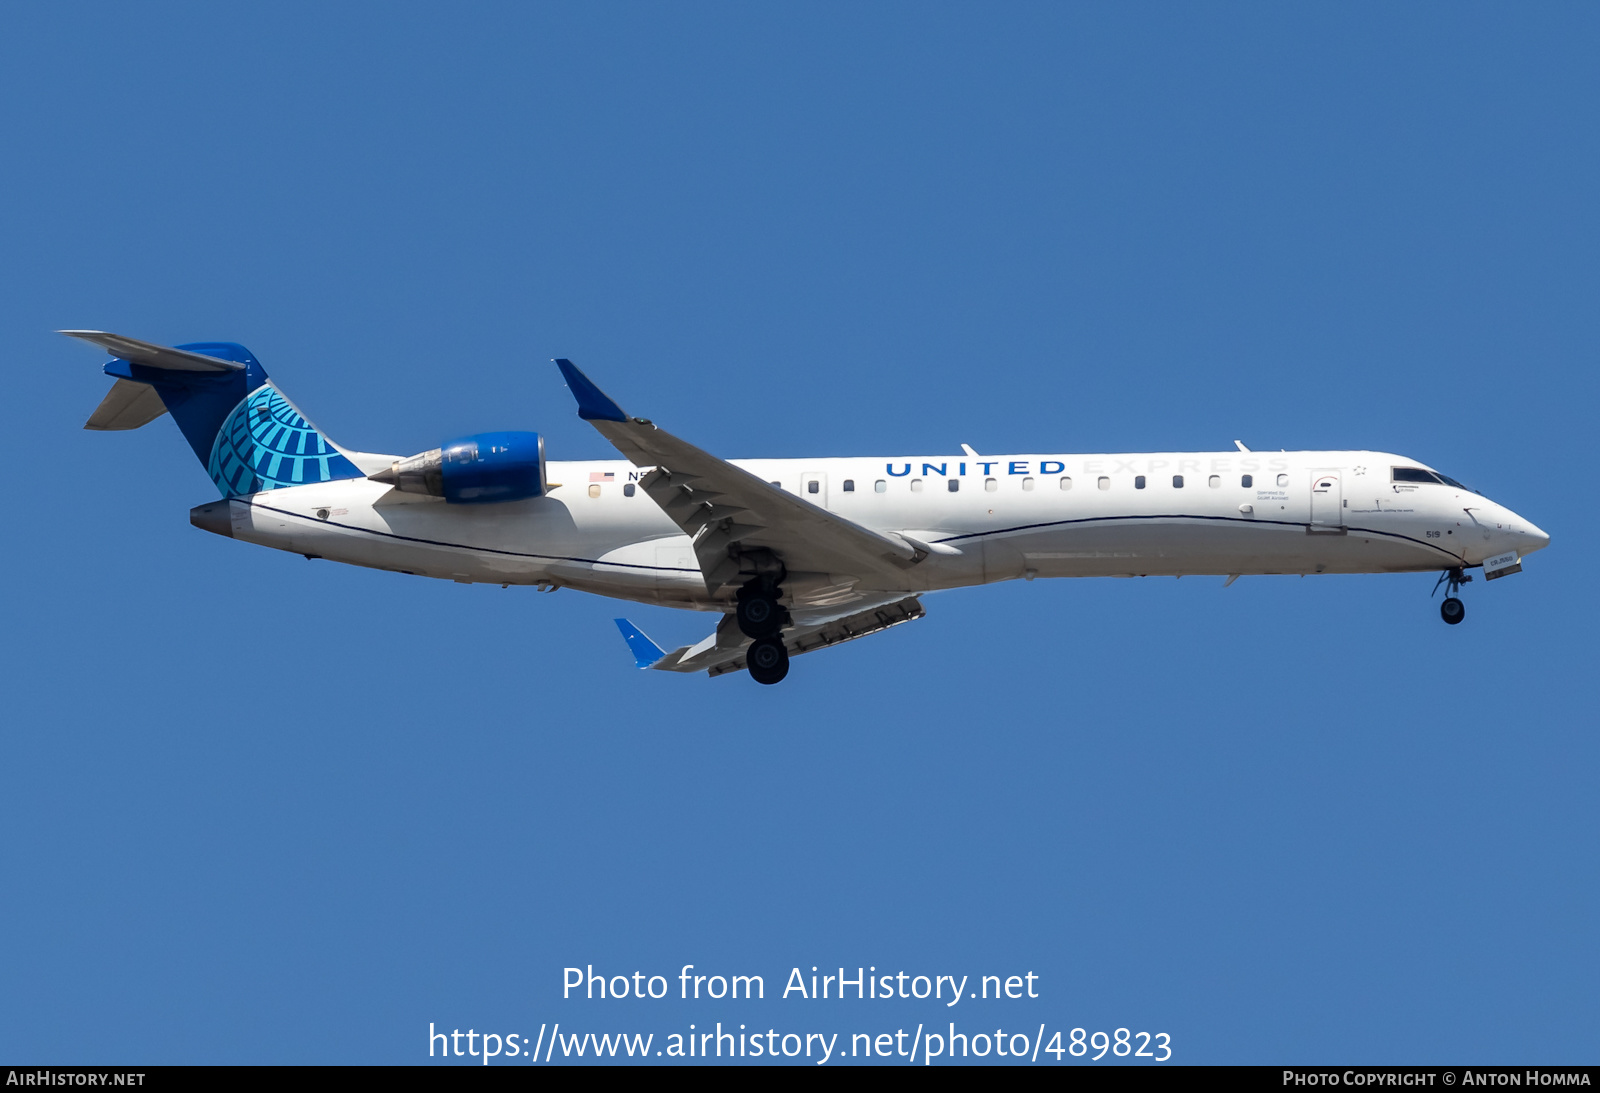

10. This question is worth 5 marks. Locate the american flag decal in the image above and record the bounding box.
[589,471,615,483]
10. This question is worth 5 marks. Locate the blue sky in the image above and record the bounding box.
[1,2,1595,1065]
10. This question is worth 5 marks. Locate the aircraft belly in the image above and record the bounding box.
[974,518,1449,578]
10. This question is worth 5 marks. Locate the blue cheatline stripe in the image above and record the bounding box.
[245,502,1466,572]
[930,512,1465,565]
[246,502,705,571]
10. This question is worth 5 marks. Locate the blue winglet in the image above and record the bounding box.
[614,618,666,669]
[555,359,629,423]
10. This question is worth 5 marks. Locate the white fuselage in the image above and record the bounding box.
[204,450,1549,613]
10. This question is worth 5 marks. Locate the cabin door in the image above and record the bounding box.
[1310,470,1343,529]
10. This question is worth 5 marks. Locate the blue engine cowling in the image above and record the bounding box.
[440,431,547,503]
[369,431,548,504]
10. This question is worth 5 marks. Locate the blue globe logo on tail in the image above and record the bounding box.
[207,384,362,497]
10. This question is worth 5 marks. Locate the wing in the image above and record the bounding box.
[619,595,926,677]
[556,359,921,593]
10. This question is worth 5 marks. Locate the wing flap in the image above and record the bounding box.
[84,378,169,431]
[649,595,927,676]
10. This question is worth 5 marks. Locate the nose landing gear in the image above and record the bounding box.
[1432,566,1472,625]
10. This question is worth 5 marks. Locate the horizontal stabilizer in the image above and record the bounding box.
[614,618,667,669]
[84,378,169,431]
[60,330,244,372]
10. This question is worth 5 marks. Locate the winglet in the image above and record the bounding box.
[556,359,629,422]
[614,618,667,669]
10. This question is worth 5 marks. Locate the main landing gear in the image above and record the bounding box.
[1432,566,1472,625]
[747,637,790,685]
[736,592,784,639]
[736,577,790,639]
[736,575,792,685]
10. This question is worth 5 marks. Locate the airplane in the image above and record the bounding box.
[71,329,1551,685]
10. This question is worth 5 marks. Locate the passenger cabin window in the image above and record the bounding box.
[1097,476,1110,490]
[1276,473,1289,487]
[842,479,855,492]
[1059,476,1072,490]
[911,479,924,493]
[1208,475,1220,488]
[588,484,601,498]
[947,479,960,492]
[807,480,819,494]
[874,480,886,493]
[1173,475,1184,488]
[623,483,635,497]
[770,481,781,489]
[985,478,998,492]
[1241,474,1253,488]
[1135,475,1146,489]
[1022,477,1035,491]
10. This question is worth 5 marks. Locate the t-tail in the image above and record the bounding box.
[68,330,366,497]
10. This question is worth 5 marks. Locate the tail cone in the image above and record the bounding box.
[190,500,235,539]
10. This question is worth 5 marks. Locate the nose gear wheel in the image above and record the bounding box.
[1431,566,1472,625]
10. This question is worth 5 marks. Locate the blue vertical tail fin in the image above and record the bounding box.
[67,330,365,497]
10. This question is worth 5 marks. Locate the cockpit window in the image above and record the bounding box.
[1392,466,1476,492]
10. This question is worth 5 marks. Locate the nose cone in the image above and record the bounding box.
[1521,518,1551,555]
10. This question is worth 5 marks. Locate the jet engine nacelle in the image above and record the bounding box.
[369,431,547,503]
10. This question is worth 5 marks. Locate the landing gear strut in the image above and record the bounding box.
[1432,566,1471,625]
[747,637,790,685]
